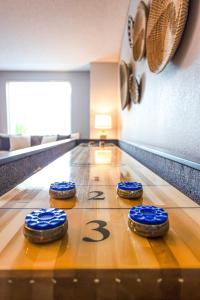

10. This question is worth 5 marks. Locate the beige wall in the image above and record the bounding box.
[90,63,120,139]
[120,0,200,162]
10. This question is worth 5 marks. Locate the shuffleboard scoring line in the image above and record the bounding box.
[0,207,198,210]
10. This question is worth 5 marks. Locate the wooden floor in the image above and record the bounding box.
[0,144,200,300]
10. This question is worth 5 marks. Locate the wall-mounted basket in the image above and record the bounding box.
[119,61,130,110]
[146,0,189,73]
[133,1,148,61]
[129,74,140,104]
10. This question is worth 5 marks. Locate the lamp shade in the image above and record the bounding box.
[94,114,112,129]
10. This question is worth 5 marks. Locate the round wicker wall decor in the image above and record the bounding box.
[119,61,130,110]
[146,0,189,73]
[127,16,134,48]
[133,1,148,61]
[129,74,140,104]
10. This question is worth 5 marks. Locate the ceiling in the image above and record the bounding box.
[0,0,129,71]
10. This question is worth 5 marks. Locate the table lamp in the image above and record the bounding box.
[94,114,112,139]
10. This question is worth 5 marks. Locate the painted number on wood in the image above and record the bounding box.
[88,191,105,200]
[83,220,110,242]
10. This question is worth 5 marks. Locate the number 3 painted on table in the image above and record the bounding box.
[83,220,110,242]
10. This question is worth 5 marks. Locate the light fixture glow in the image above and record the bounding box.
[94,114,112,130]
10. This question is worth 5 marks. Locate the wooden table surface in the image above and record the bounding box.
[0,144,200,300]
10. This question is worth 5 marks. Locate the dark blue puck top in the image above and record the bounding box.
[50,181,75,191]
[129,205,168,225]
[25,208,67,230]
[117,181,143,191]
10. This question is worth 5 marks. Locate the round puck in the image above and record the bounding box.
[49,181,76,199]
[24,208,67,243]
[117,182,143,199]
[128,205,169,237]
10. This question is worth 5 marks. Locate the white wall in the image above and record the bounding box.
[90,62,120,139]
[0,71,90,138]
[120,0,200,162]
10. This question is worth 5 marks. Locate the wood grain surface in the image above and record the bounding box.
[0,145,199,300]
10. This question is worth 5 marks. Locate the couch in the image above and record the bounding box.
[0,133,80,152]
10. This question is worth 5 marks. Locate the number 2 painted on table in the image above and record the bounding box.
[88,191,105,200]
[83,220,110,242]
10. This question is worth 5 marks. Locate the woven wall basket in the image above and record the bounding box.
[128,16,134,48]
[119,61,130,110]
[129,74,140,104]
[133,1,148,61]
[146,0,189,73]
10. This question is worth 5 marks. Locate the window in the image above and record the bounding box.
[6,81,71,135]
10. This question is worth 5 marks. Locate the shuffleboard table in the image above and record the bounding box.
[0,144,200,300]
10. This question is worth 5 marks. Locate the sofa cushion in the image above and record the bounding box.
[57,134,71,141]
[41,135,57,144]
[0,135,10,151]
[10,135,31,151]
[71,132,80,139]
[31,135,43,146]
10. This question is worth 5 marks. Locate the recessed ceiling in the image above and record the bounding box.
[0,0,129,71]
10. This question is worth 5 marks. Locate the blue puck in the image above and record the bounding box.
[129,205,168,225]
[50,181,75,191]
[25,208,67,230]
[117,182,143,191]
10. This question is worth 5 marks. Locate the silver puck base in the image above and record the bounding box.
[49,188,76,199]
[117,188,143,199]
[128,217,169,238]
[24,221,68,244]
